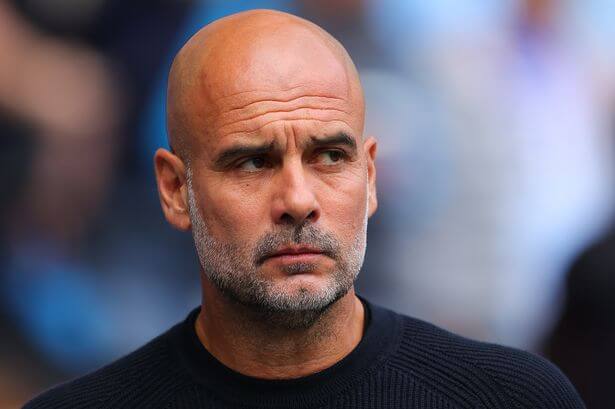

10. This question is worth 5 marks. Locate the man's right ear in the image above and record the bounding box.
[154,148,191,231]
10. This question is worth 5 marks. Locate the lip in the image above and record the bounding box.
[264,246,325,263]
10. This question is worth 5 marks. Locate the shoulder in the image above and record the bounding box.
[23,325,190,409]
[383,309,585,408]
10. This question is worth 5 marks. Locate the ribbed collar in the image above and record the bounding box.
[169,298,402,408]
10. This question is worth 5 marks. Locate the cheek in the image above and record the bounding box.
[200,178,270,244]
[319,173,368,242]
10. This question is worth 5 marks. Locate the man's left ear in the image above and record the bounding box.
[364,136,378,217]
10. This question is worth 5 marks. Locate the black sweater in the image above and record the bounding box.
[24,301,584,408]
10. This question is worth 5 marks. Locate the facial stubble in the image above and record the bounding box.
[186,170,369,330]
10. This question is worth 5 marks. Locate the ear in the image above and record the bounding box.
[154,148,191,231]
[363,136,378,217]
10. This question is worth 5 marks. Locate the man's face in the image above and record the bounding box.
[186,92,376,326]
[162,22,377,327]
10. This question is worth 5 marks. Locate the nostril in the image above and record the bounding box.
[279,210,317,225]
[281,212,295,224]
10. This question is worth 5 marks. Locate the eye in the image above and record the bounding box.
[315,150,346,165]
[237,157,268,172]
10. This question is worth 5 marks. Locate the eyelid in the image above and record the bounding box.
[234,155,273,172]
[312,145,347,153]
[316,147,351,156]
[310,148,350,164]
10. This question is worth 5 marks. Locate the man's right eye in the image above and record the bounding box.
[237,157,267,171]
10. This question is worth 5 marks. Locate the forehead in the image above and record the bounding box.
[190,36,359,150]
[214,85,354,136]
[202,23,351,102]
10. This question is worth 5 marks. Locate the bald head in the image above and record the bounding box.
[166,9,364,163]
[155,10,378,323]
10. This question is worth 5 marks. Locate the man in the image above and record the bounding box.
[25,9,584,409]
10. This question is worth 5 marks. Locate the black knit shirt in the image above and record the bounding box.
[24,301,585,408]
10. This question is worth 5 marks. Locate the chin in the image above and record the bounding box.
[260,262,334,286]
[267,275,348,309]
[274,268,335,291]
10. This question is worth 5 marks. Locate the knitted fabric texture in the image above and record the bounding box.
[25,301,585,408]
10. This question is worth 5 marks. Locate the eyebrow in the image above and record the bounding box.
[306,132,357,153]
[213,141,276,168]
[212,132,358,168]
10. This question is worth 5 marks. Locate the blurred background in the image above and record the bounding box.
[1,0,614,407]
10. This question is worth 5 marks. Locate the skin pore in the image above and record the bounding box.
[154,9,377,379]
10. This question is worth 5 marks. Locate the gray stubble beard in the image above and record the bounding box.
[186,170,368,330]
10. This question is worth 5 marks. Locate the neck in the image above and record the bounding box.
[195,282,365,380]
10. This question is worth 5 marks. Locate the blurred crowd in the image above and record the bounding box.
[1,0,614,407]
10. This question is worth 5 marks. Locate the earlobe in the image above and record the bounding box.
[368,187,378,217]
[364,137,378,217]
[154,148,192,231]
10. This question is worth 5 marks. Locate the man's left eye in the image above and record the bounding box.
[316,150,346,165]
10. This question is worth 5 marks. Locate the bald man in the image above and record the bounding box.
[25,10,584,409]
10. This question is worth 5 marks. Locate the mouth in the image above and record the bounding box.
[262,246,327,264]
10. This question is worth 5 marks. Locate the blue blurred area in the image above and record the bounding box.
[4,245,115,372]
[1,0,614,407]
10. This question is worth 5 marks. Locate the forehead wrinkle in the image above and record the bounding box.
[215,108,356,139]
[215,96,352,130]
[221,118,355,141]
[223,94,346,114]
[208,79,351,115]
[212,85,311,107]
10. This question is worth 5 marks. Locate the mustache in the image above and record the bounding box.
[254,223,339,265]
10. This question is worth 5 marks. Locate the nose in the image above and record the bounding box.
[271,159,321,226]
